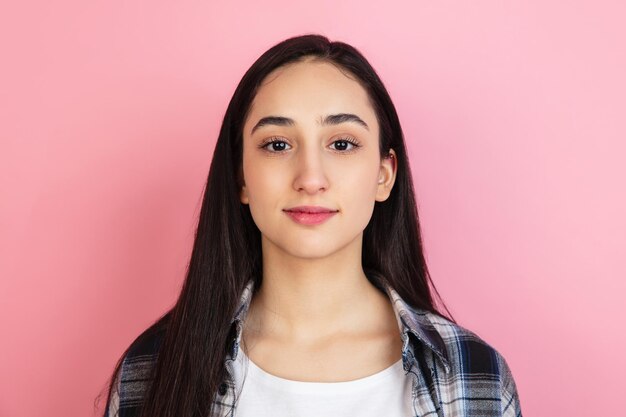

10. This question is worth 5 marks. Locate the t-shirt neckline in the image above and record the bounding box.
[239,348,404,395]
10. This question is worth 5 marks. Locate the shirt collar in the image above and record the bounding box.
[228,278,450,373]
[381,284,451,373]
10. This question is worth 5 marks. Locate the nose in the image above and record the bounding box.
[292,142,330,194]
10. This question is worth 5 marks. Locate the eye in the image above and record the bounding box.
[331,137,361,152]
[259,136,362,154]
[259,137,292,153]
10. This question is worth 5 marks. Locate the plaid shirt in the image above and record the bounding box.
[105,279,523,417]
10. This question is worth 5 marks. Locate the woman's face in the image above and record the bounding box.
[240,58,396,259]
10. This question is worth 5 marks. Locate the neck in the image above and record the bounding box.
[243,234,395,344]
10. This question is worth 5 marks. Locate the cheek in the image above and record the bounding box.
[342,158,379,195]
[246,171,278,207]
[337,166,379,224]
[242,159,284,225]
[245,180,275,236]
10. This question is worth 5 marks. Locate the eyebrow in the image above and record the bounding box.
[250,113,370,135]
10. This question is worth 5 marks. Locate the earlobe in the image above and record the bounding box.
[240,186,249,205]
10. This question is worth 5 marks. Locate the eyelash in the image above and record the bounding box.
[258,136,362,154]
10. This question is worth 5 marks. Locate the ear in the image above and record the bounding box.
[375,148,397,202]
[240,183,249,205]
[238,163,249,205]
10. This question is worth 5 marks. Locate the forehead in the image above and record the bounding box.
[245,59,377,130]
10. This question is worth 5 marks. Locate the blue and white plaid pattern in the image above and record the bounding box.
[105,279,522,417]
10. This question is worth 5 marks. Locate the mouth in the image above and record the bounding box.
[283,205,339,214]
[283,206,339,225]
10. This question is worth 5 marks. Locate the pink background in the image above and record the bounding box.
[1,1,624,416]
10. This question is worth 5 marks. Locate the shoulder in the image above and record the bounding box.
[420,309,523,416]
[122,313,169,386]
[427,311,505,375]
[124,315,167,361]
[109,313,170,416]
[121,318,165,385]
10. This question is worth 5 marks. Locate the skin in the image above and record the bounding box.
[239,57,401,382]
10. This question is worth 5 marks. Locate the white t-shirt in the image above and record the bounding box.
[231,347,414,416]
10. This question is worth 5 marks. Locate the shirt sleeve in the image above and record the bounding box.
[497,351,523,417]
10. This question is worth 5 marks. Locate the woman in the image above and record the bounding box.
[102,34,522,417]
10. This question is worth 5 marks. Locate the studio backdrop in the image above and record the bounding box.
[1,1,624,416]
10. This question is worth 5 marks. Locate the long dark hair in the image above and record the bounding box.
[99,33,455,417]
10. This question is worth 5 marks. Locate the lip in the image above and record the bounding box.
[283,206,339,226]
[284,205,338,213]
